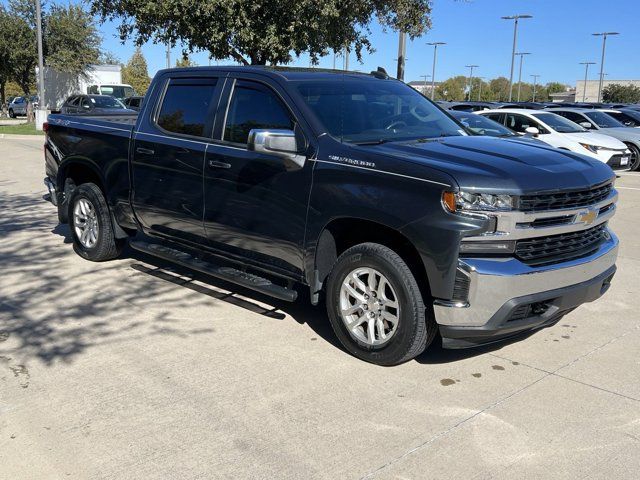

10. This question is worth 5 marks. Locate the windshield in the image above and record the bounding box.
[295,79,465,144]
[99,85,135,100]
[451,112,515,137]
[91,96,125,109]
[531,112,585,133]
[584,110,626,128]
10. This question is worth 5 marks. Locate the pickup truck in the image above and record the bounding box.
[43,66,619,365]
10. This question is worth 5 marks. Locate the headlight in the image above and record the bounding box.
[442,191,516,213]
[580,143,604,154]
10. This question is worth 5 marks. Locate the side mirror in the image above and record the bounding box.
[247,129,306,169]
[580,121,593,129]
[524,126,539,137]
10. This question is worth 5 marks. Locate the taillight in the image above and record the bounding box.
[42,122,49,132]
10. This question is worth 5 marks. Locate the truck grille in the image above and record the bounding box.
[518,182,613,212]
[515,223,607,266]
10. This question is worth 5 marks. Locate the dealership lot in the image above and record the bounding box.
[1,136,639,479]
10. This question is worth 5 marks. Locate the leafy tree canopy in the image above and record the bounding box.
[90,0,433,66]
[122,47,151,94]
[602,84,640,104]
[176,55,197,68]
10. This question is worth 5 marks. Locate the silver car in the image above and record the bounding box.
[550,108,640,171]
[8,96,28,118]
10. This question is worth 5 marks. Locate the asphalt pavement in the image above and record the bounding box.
[1,136,639,479]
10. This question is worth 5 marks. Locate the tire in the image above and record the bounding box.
[625,143,640,171]
[325,243,437,366]
[8,109,14,118]
[69,183,124,261]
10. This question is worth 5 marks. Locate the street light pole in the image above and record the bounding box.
[579,61,596,102]
[35,0,46,128]
[427,42,446,100]
[397,31,407,81]
[465,65,478,101]
[501,14,533,102]
[592,32,619,103]
[530,74,540,101]
[515,52,530,102]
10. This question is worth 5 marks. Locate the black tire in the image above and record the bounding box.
[325,243,437,366]
[8,109,14,118]
[69,183,124,261]
[57,178,76,224]
[625,143,640,171]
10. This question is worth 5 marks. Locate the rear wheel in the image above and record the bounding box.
[625,143,640,171]
[69,183,124,261]
[326,243,437,366]
[8,109,14,118]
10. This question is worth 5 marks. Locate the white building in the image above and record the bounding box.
[408,80,441,96]
[576,79,640,103]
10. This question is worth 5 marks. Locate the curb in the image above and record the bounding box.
[0,134,45,140]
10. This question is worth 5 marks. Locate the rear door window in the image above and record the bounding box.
[156,78,218,138]
[223,80,294,145]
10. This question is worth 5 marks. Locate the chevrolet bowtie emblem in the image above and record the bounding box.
[578,209,598,225]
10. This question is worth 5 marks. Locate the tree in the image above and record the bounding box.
[98,51,121,64]
[487,77,510,102]
[545,82,567,96]
[602,84,640,104]
[435,76,467,101]
[90,0,433,66]
[122,48,151,94]
[176,55,197,67]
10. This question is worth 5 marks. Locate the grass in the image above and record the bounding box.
[0,122,44,135]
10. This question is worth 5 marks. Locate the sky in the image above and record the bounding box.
[6,0,640,86]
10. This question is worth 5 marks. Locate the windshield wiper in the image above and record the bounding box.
[353,139,392,145]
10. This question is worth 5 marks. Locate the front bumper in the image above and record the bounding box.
[44,177,58,206]
[434,230,618,348]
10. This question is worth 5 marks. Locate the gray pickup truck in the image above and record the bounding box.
[43,66,619,365]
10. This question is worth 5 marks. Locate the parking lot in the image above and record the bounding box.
[1,135,639,479]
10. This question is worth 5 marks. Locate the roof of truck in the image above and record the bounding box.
[156,65,392,81]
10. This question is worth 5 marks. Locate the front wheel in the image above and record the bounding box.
[8,109,14,118]
[69,183,124,261]
[625,143,640,171]
[325,243,437,366]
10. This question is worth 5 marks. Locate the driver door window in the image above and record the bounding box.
[223,81,293,145]
[505,114,544,134]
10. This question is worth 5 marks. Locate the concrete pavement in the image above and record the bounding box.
[1,136,639,479]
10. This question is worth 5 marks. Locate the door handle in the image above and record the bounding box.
[136,147,155,155]
[208,160,231,169]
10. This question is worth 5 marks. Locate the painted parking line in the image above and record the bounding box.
[617,186,640,191]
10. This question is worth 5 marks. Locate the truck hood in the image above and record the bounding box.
[372,136,614,194]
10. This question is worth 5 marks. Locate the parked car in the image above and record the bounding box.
[60,94,136,115]
[8,96,28,117]
[123,96,144,111]
[86,84,136,102]
[449,110,546,146]
[550,108,640,171]
[598,109,640,128]
[479,109,631,169]
[496,102,546,110]
[44,66,619,365]
[447,101,497,112]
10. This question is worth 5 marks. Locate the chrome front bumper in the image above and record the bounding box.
[44,177,57,205]
[434,229,619,328]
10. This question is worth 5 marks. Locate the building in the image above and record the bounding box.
[549,88,576,103]
[576,79,640,103]
[408,80,441,97]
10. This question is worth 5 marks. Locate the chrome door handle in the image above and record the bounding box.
[208,160,231,169]
[136,147,155,155]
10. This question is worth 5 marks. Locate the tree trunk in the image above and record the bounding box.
[0,80,5,106]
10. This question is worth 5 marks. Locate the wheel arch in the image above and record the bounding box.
[312,217,431,304]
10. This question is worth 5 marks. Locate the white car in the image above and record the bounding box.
[479,109,631,170]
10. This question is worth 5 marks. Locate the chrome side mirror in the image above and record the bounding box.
[247,129,306,169]
[524,126,539,137]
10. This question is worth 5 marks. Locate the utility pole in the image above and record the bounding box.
[427,42,446,100]
[530,74,540,101]
[343,45,349,71]
[35,0,46,129]
[501,14,533,102]
[515,52,531,102]
[579,61,596,102]
[396,31,407,81]
[465,65,478,101]
[592,32,619,103]
[420,75,431,96]
[166,43,171,68]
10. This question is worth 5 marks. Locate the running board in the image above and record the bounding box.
[130,240,298,302]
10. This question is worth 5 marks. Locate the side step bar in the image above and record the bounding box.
[130,240,298,302]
